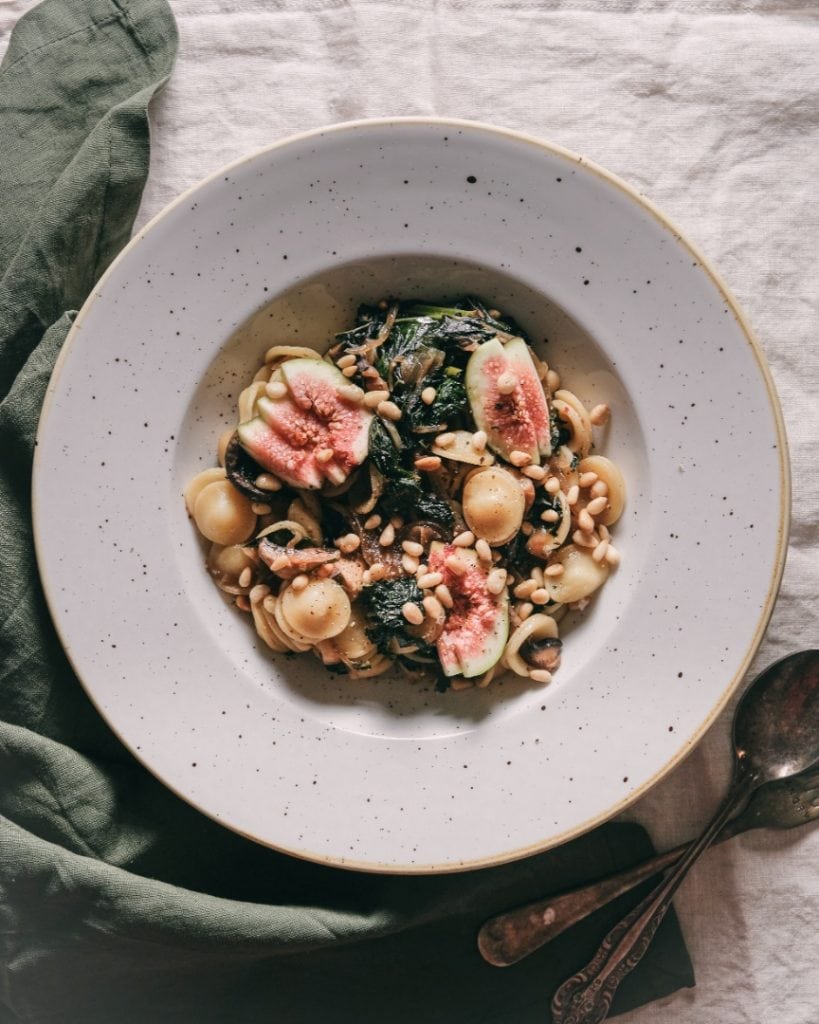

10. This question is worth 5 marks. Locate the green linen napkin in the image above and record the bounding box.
[0,2,695,1020]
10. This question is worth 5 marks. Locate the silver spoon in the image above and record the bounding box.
[550,648,819,1024]
[478,758,819,967]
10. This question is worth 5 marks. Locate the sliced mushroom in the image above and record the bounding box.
[520,635,563,673]
[224,433,277,504]
[257,534,340,579]
[329,557,367,598]
[503,614,560,678]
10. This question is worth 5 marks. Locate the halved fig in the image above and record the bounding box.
[236,359,372,490]
[465,337,551,464]
[427,542,509,678]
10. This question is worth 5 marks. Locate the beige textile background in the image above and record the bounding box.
[2,1,818,1021]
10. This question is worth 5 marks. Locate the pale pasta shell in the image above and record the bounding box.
[553,389,593,457]
[577,455,626,525]
[503,614,559,678]
[250,598,290,653]
[462,466,525,546]
[193,480,257,546]
[279,578,352,642]
[287,498,324,544]
[238,380,267,423]
[264,344,323,366]
[543,544,609,604]
[184,466,226,516]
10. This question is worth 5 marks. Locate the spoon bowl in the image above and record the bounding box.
[734,649,819,784]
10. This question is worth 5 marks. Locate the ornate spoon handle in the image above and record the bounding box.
[478,843,685,967]
[550,774,754,1024]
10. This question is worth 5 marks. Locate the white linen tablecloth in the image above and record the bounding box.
[2,1,817,1020]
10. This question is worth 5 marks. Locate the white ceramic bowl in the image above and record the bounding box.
[33,119,788,872]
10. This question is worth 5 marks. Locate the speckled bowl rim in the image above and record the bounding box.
[33,117,790,873]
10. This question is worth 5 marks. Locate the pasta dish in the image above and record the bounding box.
[184,299,624,691]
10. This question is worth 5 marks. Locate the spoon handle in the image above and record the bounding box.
[550,774,754,1024]
[477,842,685,967]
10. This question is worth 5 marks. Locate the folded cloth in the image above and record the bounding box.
[0,2,694,1021]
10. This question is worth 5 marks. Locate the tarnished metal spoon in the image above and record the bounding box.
[549,649,819,1024]
[478,759,819,967]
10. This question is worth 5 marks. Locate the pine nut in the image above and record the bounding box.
[341,365,358,378]
[337,353,357,368]
[423,595,445,620]
[415,455,442,472]
[521,522,534,536]
[531,588,550,605]
[369,562,387,581]
[514,579,538,599]
[377,400,402,421]
[546,369,561,392]
[379,523,395,547]
[339,383,365,403]
[435,583,454,608]
[578,508,595,533]
[251,502,272,515]
[592,539,609,562]
[453,530,475,547]
[530,566,545,587]
[579,471,599,488]
[421,386,437,405]
[390,515,404,529]
[238,567,253,588]
[364,389,390,408]
[364,514,382,530]
[341,533,361,553]
[530,669,553,684]
[590,403,611,426]
[402,554,419,574]
[249,584,270,604]
[544,563,564,577]
[434,432,455,448]
[471,430,488,451]
[291,573,310,591]
[402,540,424,557]
[545,476,561,494]
[509,450,532,467]
[316,447,335,464]
[265,380,287,400]
[418,572,444,589]
[572,529,597,548]
[401,602,424,625]
[566,484,580,506]
[586,496,608,516]
[255,473,282,492]
[591,480,609,498]
[517,601,533,620]
[497,371,517,394]
[475,538,492,562]
[605,545,621,566]
[487,569,507,595]
[523,464,546,481]
[540,508,560,522]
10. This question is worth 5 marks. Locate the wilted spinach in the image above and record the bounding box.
[362,576,429,656]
